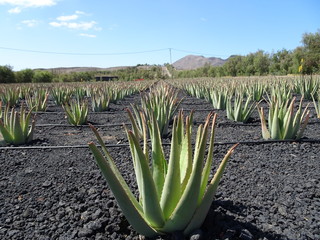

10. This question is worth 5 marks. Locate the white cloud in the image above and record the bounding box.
[8,6,21,13]
[57,14,78,21]
[21,19,39,27]
[50,11,100,32]
[0,0,57,13]
[49,21,97,30]
[79,33,96,38]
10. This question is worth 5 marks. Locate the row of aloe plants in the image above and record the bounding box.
[0,81,152,144]
[173,75,320,140]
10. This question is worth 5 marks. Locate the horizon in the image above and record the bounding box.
[0,0,319,71]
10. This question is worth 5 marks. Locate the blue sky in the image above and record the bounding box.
[0,0,319,71]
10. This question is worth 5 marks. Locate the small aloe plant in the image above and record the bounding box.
[0,103,35,145]
[258,97,310,140]
[0,87,20,107]
[25,90,49,112]
[88,110,238,237]
[63,100,88,126]
[91,92,110,112]
[312,92,320,119]
[226,94,256,123]
[140,84,182,137]
[51,87,72,106]
[208,88,229,110]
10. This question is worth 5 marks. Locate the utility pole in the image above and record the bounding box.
[169,48,172,65]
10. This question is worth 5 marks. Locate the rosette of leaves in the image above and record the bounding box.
[208,88,229,110]
[25,89,49,112]
[91,92,110,112]
[0,87,20,107]
[0,103,35,145]
[51,87,72,106]
[258,97,310,140]
[294,76,319,100]
[226,94,256,123]
[88,110,238,237]
[140,85,182,137]
[63,99,88,126]
[312,92,320,119]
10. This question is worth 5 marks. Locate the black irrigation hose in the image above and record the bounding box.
[1,138,320,150]
[35,119,320,128]
[36,123,129,127]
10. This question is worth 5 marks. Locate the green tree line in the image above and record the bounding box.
[174,30,320,78]
[0,64,167,83]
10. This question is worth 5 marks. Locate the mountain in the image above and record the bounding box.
[172,55,228,70]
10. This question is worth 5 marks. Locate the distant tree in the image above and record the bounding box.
[15,69,34,83]
[269,49,293,75]
[253,50,270,75]
[33,71,53,83]
[224,55,243,76]
[290,47,305,74]
[243,53,255,76]
[0,65,15,83]
[301,30,320,74]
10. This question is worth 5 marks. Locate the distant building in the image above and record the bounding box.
[95,75,119,81]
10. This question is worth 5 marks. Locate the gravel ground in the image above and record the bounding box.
[0,89,320,240]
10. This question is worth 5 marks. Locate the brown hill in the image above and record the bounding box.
[173,55,227,70]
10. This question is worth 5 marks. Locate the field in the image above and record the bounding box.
[0,76,320,240]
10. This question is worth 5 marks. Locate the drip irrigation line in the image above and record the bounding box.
[1,138,319,150]
[35,119,319,128]
[36,123,129,127]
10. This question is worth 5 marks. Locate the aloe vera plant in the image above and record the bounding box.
[51,87,72,106]
[226,94,256,123]
[88,110,238,237]
[208,88,229,110]
[0,87,20,107]
[25,89,49,112]
[63,100,88,126]
[140,84,182,137]
[312,92,320,119]
[91,92,110,112]
[258,97,310,140]
[0,103,35,145]
[294,76,319,100]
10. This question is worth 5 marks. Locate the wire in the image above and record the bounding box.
[0,46,168,56]
[1,138,319,150]
[0,46,229,58]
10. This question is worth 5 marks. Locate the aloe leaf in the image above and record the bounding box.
[13,111,24,145]
[296,110,310,139]
[160,117,182,219]
[149,113,167,199]
[179,115,192,192]
[27,119,35,143]
[161,117,209,232]
[199,113,216,202]
[88,142,159,237]
[282,99,295,139]
[183,143,238,235]
[270,106,280,139]
[127,108,142,139]
[127,131,165,228]
[258,107,270,140]
[0,119,13,143]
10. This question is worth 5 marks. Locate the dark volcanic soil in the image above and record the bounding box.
[0,89,320,240]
